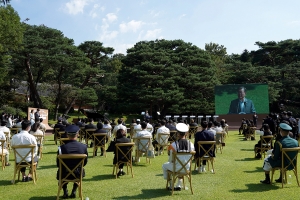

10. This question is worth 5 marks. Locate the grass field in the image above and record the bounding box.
[2,131,300,200]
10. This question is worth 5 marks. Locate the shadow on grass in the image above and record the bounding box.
[230,183,280,193]
[38,164,57,170]
[85,174,114,181]
[240,148,254,151]
[235,158,258,162]
[42,151,57,155]
[243,167,263,173]
[0,180,14,186]
[29,196,56,200]
[112,188,169,199]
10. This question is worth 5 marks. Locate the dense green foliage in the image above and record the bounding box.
[2,2,300,116]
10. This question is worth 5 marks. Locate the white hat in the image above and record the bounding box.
[176,123,189,133]
[136,119,140,122]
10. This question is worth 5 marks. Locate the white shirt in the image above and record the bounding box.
[146,123,154,134]
[113,124,127,136]
[0,130,6,148]
[207,128,216,136]
[157,125,170,145]
[135,129,152,151]
[11,130,38,163]
[168,140,195,172]
[30,130,44,144]
[7,117,12,128]
[0,126,10,136]
[103,124,112,129]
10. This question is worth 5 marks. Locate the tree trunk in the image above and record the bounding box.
[25,56,43,108]
[54,66,64,120]
[64,74,91,115]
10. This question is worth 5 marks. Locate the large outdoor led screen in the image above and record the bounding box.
[215,84,269,115]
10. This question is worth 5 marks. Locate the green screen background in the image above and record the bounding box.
[215,84,269,115]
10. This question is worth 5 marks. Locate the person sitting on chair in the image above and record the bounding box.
[152,120,170,154]
[135,122,152,162]
[254,124,272,159]
[162,123,194,191]
[94,122,107,156]
[0,130,10,166]
[11,120,38,182]
[113,129,131,177]
[57,125,88,199]
[260,123,298,184]
[194,121,215,173]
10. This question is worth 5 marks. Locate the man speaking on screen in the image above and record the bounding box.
[228,86,256,114]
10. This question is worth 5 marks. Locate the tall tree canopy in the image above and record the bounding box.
[119,39,218,116]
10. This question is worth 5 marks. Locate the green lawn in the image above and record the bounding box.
[2,131,300,200]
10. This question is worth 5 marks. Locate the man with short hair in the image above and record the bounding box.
[166,120,176,131]
[112,119,127,137]
[135,122,152,161]
[152,120,170,154]
[194,121,215,173]
[146,119,154,134]
[11,120,38,182]
[34,109,40,122]
[228,86,256,114]
[260,123,298,184]
[162,123,194,191]
[57,125,88,199]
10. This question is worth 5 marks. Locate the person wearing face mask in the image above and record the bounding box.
[260,123,298,184]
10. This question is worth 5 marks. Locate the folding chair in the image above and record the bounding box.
[133,129,142,140]
[92,133,107,158]
[54,128,60,145]
[103,128,112,140]
[0,139,7,170]
[166,151,196,195]
[168,131,178,144]
[57,154,87,200]
[79,127,85,142]
[12,145,37,184]
[60,138,70,145]
[33,134,44,160]
[271,146,300,188]
[10,128,19,136]
[216,132,225,154]
[194,141,216,173]
[112,143,135,179]
[134,136,152,164]
[254,135,273,159]
[4,131,10,150]
[246,127,256,140]
[188,126,198,139]
[224,126,229,137]
[85,129,96,146]
[155,133,170,156]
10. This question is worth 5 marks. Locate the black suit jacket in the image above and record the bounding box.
[228,98,256,114]
[194,130,215,158]
[113,137,131,164]
[56,140,88,180]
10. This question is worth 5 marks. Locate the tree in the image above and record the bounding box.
[64,41,114,114]
[11,24,88,112]
[119,39,217,117]
[0,5,23,86]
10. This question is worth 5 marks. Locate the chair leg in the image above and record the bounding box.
[57,182,62,200]
[293,169,300,187]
